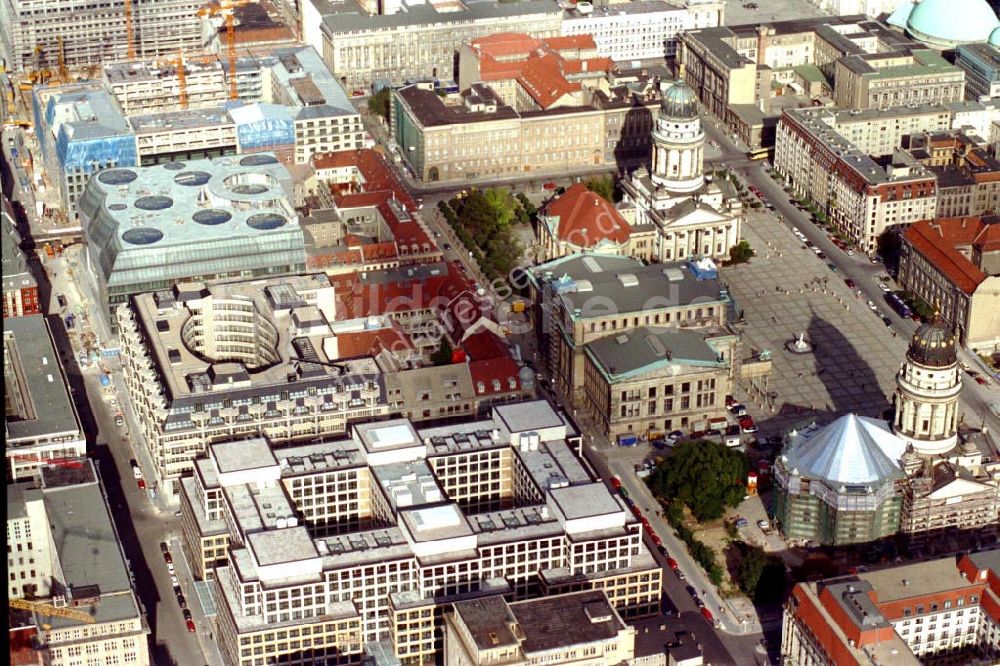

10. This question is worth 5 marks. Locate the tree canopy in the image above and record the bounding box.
[585,176,616,203]
[729,240,754,264]
[430,337,453,366]
[448,188,525,278]
[648,440,748,522]
[367,88,391,123]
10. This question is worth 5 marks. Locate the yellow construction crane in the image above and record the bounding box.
[176,49,188,109]
[197,0,249,100]
[125,0,135,60]
[57,36,69,84]
[9,598,96,625]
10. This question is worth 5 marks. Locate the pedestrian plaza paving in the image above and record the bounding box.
[722,211,910,437]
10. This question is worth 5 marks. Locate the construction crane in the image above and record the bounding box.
[175,50,189,109]
[56,36,69,84]
[9,599,96,625]
[125,0,135,60]
[197,0,249,100]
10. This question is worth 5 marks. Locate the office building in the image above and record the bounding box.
[956,43,1000,102]
[560,0,723,62]
[0,0,202,71]
[7,460,150,665]
[536,183,657,263]
[393,70,662,183]
[948,99,1000,147]
[305,0,563,90]
[834,50,965,111]
[443,590,637,665]
[774,319,1000,547]
[78,154,306,333]
[526,253,731,408]
[582,326,735,441]
[819,104,952,159]
[774,107,938,252]
[2,216,40,318]
[899,217,1000,351]
[179,401,662,665]
[31,83,137,220]
[117,273,386,503]
[781,550,1000,664]
[4,316,86,483]
[620,79,743,263]
[129,108,239,166]
[103,59,230,116]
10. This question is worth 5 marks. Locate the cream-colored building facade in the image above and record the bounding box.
[833,51,966,111]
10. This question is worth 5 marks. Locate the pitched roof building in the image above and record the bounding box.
[899,216,1000,350]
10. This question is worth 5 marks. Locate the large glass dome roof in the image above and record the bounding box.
[906,0,999,47]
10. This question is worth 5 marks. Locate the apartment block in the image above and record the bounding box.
[103,59,230,116]
[0,0,202,70]
[526,254,731,408]
[781,550,1000,664]
[7,461,150,666]
[899,217,1000,351]
[560,0,724,62]
[899,129,1000,218]
[821,104,952,159]
[179,401,662,665]
[4,316,86,483]
[775,107,938,252]
[305,0,563,90]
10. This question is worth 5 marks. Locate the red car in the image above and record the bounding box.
[186,619,196,632]
[666,558,679,571]
[844,278,856,289]
[137,478,146,490]
[651,534,662,546]
[610,476,622,491]
[631,505,642,519]
[543,181,557,190]
[701,607,714,623]
[641,517,651,530]
[164,552,172,565]
[725,395,737,408]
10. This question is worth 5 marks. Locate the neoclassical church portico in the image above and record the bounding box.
[620,78,743,263]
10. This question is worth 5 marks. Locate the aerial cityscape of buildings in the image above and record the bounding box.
[3,0,1000,663]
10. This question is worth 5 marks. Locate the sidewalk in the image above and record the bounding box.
[608,454,762,636]
[169,535,224,666]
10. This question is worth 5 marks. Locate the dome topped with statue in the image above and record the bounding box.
[907,319,958,368]
[660,80,698,120]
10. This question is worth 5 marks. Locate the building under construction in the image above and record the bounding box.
[0,0,203,71]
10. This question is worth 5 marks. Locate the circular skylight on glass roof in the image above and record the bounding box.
[98,169,138,185]
[246,213,287,230]
[163,161,186,170]
[240,154,279,167]
[174,171,211,187]
[134,196,174,211]
[108,203,128,211]
[122,227,165,245]
[193,209,232,225]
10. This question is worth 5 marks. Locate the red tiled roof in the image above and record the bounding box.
[543,34,598,51]
[470,32,540,57]
[517,52,580,108]
[544,183,631,247]
[461,329,510,361]
[904,219,989,295]
[331,262,475,320]
[469,356,521,395]
[334,326,413,359]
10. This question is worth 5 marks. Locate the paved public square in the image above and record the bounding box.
[723,0,824,27]
[722,209,911,438]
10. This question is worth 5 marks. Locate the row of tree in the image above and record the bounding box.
[439,187,531,280]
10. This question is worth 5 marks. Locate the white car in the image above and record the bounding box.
[791,227,799,234]
[110,398,117,407]
[132,466,142,479]
[867,300,878,311]
[170,575,179,586]
[167,562,175,574]
[878,282,891,293]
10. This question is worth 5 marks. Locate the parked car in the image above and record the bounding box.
[757,519,770,530]
[610,476,622,491]
[976,376,990,386]
[543,181,557,190]
[164,551,172,565]
[132,466,142,479]
[657,544,668,556]
[115,415,124,427]
[867,300,878,311]
[735,517,748,529]
[177,594,186,609]
[160,541,169,554]
[183,609,192,621]
[666,557,679,571]
[877,282,892,293]
[137,478,146,490]
[442,243,452,251]
[167,562,175,574]
[701,608,715,623]
[844,278,856,289]
[186,619,196,633]
[725,395,737,408]
[881,316,893,327]
[170,575,179,587]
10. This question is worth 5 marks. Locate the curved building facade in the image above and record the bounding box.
[650,80,705,193]
[78,154,306,333]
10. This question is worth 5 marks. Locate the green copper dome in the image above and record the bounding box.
[991,26,1000,46]
[660,80,698,120]
[906,0,999,48]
